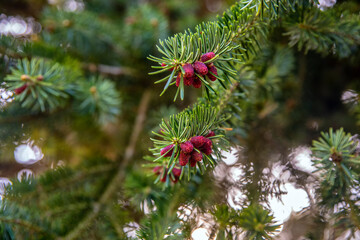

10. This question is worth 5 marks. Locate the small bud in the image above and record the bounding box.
[172,168,182,177]
[184,76,194,86]
[161,144,174,157]
[90,86,97,94]
[330,152,342,163]
[194,61,208,76]
[190,158,197,167]
[200,145,212,155]
[200,52,215,63]
[36,75,44,81]
[31,34,39,41]
[160,172,167,182]
[205,130,215,138]
[62,19,71,27]
[162,63,175,71]
[21,74,30,81]
[183,63,194,78]
[191,151,203,162]
[192,77,202,88]
[88,63,97,72]
[190,136,206,149]
[153,166,162,174]
[150,18,159,27]
[176,73,181,87]
[200,138,212,155]
[179,152,191,166]
[125,17,136,25]
[207,66,218,81]
[14,84,28,95]
[171,168,182,183]
[180,141,194,154]
[203,138,213,148]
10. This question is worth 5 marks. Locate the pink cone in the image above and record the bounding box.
[191,151,203,162]
[183,63,194,78]
[176,73,181,87]
[207,65,218,81]
[200,52,215,63]
[161,144,174,157]
[179,152,191,166]
[190,136,207,148]
[192,77,202,88]
[205,130,215,138]
[180,141,194,154]
[194,61,208,76]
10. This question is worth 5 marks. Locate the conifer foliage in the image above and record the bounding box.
[0,0,359,239]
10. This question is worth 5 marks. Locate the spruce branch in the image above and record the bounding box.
[148,104,229,184]
[285,8,360,57]
[0,91,151,239]
[148,0,316,100]
[41,8,123,61]
[0,216,54,238]
[311,128,360,232]
[74,77,122,124]
[4,58,70,112]
[210,204,280,239]
[3,57,122,124]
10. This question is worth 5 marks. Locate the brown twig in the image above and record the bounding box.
[59,90,152,240]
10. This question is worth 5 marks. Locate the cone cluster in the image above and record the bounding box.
[160,130,215,168]
[14,75,44,95]
[163,52,218,89]
[153,166,182,183]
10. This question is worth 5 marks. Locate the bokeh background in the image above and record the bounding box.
[0,0,359,239]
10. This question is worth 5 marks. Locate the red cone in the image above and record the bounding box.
[161,144,174,157]
[183,63,194,78]
[200,52,215,63]
[180,141,194,154]
[190,136,207,148]
[207,65,218,81]
[14,84,28,95]
[179,152,191,166]
[192,77,202,88]
[191,151,203,162]
[194,61,208,75]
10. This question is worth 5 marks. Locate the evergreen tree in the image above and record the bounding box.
[0,0,359,239]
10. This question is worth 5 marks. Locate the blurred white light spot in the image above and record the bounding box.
[14,143,44,164]
[205,0,223,12]
[271,162,291,182]
[123,222,139,238]
[17,169,34,181]
[0,88,14,108]
[0,15,40,36]
[341,90,358,105]
[48,0,60,4]
[289,146,315,174]
[318,0,336,10]
[221,147,238,165]
[268,183,309,224]
[192,228,209,240]
[0,178,12,195]
[10,18,27,35]
[64,0,85,12]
